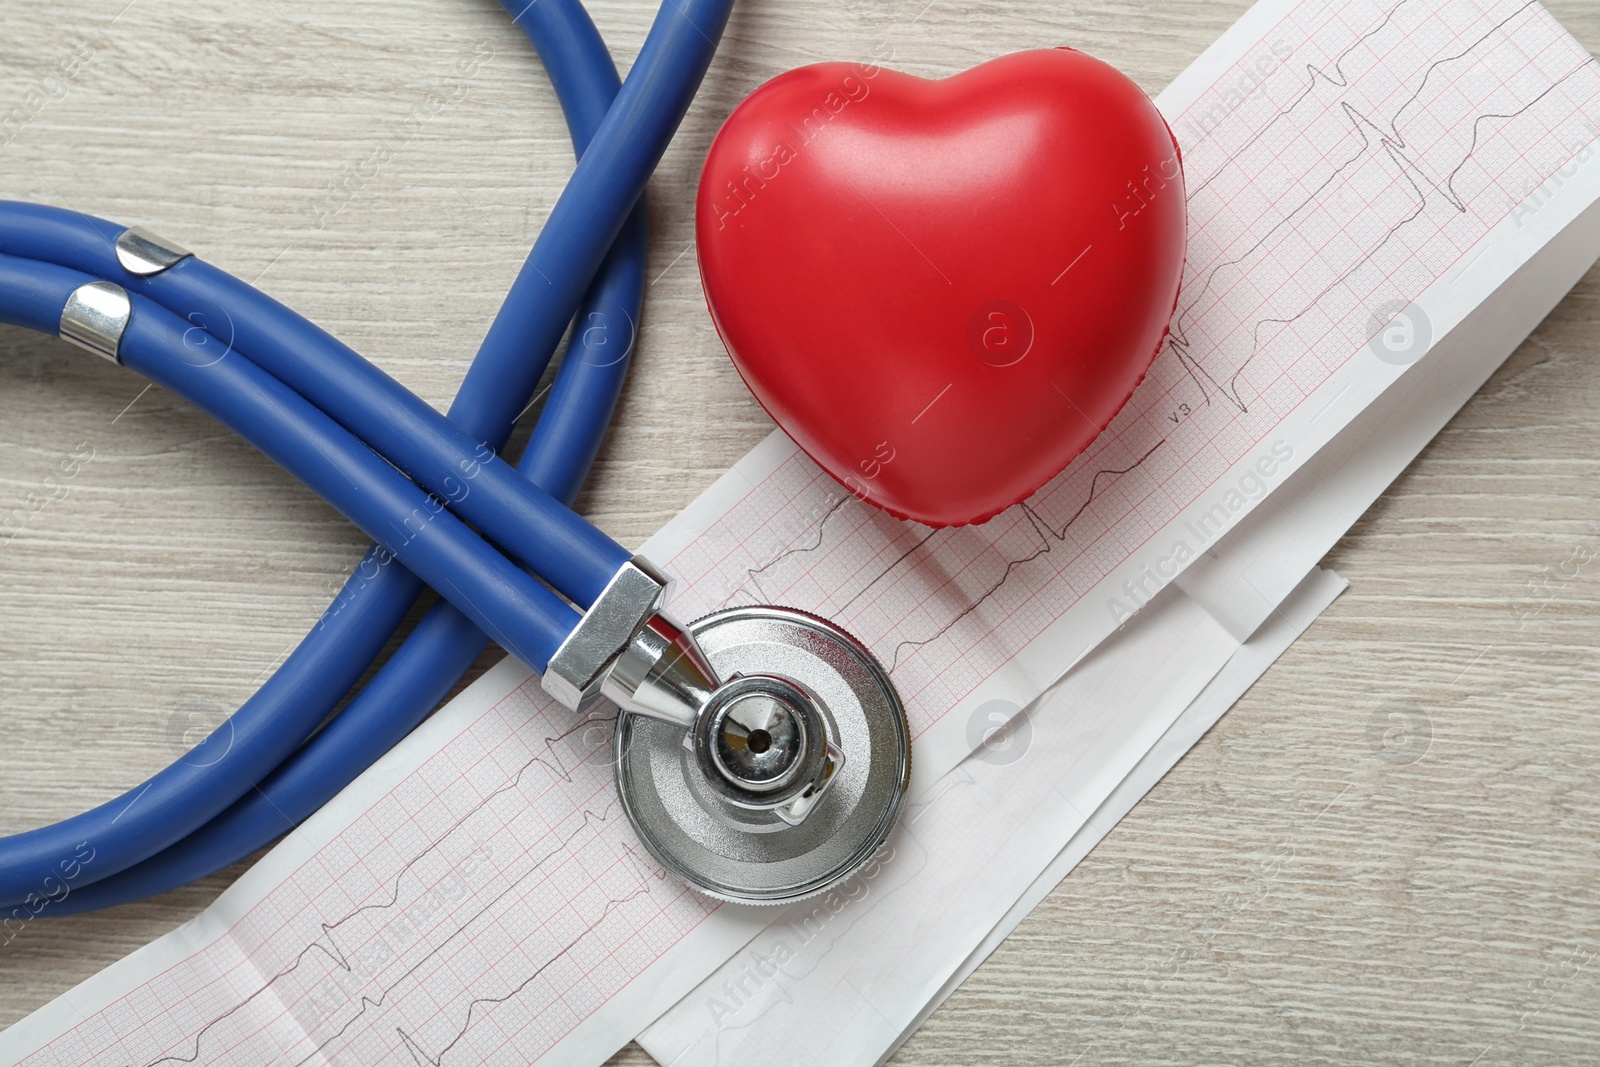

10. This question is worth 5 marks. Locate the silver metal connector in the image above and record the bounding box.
[60,281,131,364]
[543,555,723,732]
[598,613,719,731]
[115,227,192,277]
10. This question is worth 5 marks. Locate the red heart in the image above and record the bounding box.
[696,48,1187,527]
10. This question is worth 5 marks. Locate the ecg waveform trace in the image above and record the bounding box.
[17,2,1600,1063]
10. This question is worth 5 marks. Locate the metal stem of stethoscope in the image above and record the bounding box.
[547,558,851,823]
[0,0,910,910]
[545,556,910,902]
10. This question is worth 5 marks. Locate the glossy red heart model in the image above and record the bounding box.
[696,48,1187,527]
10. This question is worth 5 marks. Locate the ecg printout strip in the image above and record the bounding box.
[7,0,1600,1063]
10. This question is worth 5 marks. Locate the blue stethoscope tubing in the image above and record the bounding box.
[3,252,585,664]
[2,205,632,610]
[0,0,734,914]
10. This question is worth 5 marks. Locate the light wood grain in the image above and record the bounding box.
[0,0,1596,1062]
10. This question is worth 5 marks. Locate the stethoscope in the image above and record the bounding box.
[0,0,909,912]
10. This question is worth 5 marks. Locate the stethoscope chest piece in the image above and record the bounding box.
[614,606,910,905]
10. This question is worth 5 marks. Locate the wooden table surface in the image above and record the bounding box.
[0,0,1596,1062]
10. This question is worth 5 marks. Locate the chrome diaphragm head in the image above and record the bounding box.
[541,558,910,905]
[616,606,909,904]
